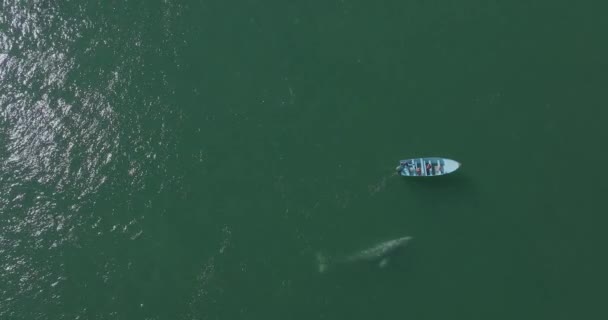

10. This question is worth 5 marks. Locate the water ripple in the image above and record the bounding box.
[1,1,184,318]
[1,2,93,318]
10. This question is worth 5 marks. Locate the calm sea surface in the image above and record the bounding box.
[1,1,607,319]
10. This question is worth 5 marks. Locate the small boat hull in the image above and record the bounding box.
[396,157,461,177]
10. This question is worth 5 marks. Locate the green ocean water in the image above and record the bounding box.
[1,1,607,319]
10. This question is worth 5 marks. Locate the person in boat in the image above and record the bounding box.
[396,164,405,174]
[409,162,417,175]
[397,161,415,175]
[426,162,432,175]
[434,164,443,174]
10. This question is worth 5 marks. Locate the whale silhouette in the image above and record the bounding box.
[317,236,413,273]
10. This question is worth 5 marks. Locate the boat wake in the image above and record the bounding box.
[368,172,398,196]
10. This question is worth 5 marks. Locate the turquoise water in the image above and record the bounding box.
[1,1,607,319]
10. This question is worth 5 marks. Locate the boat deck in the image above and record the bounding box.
[397,158,460,177]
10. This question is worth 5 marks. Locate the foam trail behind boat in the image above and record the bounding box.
[368,171,398,196]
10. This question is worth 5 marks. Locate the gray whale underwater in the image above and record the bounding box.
[317,236,413,273]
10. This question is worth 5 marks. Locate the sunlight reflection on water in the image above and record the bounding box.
[1,1,183,318]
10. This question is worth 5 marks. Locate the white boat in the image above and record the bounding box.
[396,157,461,177]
